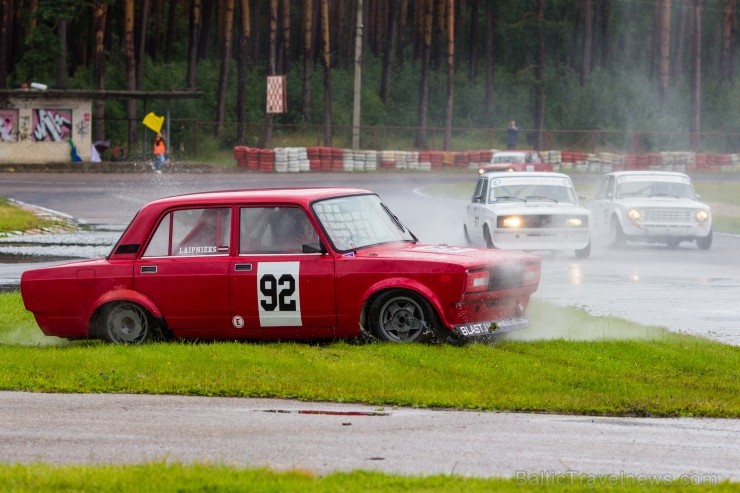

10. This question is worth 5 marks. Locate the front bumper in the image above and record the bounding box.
[623,221,709,238]
[492,228,590,250]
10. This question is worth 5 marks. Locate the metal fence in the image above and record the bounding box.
[104,118,740,161]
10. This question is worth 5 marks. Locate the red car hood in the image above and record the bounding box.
[351,241,537,267]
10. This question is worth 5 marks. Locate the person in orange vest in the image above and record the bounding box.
[153,132,167,173]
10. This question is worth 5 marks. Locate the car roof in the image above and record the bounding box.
[604,171,690,179]
[144,187,374,209]
[480,171,570,180]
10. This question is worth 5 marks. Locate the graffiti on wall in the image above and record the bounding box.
[1,109,18,142]
[32,109,72,142]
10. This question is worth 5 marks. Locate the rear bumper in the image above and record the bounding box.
[453,316,529,339]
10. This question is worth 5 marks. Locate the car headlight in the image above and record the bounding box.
[566,217,583,227]
[696,210,709,222]
[501,216,523,228]
[627,209,640,221]
[478,168,485,175]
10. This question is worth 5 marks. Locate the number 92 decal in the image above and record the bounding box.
[257,262,302,327]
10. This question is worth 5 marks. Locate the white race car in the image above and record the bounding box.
[590,171,712,249]
[464,172,592,258]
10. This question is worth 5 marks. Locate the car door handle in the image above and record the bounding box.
[234,263,252,272]
[140,265,157,274]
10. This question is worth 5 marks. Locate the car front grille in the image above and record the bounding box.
[497,214,589,228]
[643,209,693,223]
[488,263,524,290]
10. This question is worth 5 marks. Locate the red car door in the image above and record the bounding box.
[134,207,233,332]
[229,206,337,339]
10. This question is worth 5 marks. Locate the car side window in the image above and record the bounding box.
[142,207,232,257]
[596,176,616,200]
[471,178,487,203]
[240,207,318,254]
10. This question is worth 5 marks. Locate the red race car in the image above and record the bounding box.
[478,150,552,174]
[21,188,540,344]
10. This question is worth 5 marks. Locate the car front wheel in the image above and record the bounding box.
[101,302,155,344]
[483,225,495,249]
[609,218,626,248]
[696,229,712,250]
[575,241,591,258]
[368,290,438,343]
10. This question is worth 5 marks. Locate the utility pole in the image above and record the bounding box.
[351,0,363,149]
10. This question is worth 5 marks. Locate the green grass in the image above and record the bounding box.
[0,464,731,492]
[2,291,738,418]
[0,198,68,234]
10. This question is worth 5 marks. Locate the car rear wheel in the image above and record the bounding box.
[609,218,626,248]
[696,229,712,250]
[368,290,438,343]
[101,302,155,344]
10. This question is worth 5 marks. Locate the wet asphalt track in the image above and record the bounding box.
[1,170,739,481]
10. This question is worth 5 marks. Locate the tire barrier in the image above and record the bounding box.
[234,146,740,173]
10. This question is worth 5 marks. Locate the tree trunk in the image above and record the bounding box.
[468,0,479,81]
[187,0,202,89]
[136,0,152,90]
[534,0,545,150]
[443,0,454,150]
[236,0,251,144]
[124,0,137,152]
[280,0,291,73]
[380,0,398,104]
[580,0,592,86]
[0,0,13,87]
[415,0,433,149]
[151,0,163,62]
[484,2,495,125]
[658,0,671,112]
[164,0,178,63]
[56,19,68,88]
[198,0,213,60]
[396,0,408,61]
[321,0,332,146]
[258,0,279,148]
[215,0,235,137]
[720,0,735,81]
[302,0,315,121]
[689,0,702,150]
[93,2,108,142]
[672,0,688,80]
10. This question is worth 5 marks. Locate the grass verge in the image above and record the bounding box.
[2,291,738,418]
[0,464,732,492]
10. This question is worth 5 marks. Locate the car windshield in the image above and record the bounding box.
[312,194,416,251]
[492,154,524,164]
[616,176,695,199]
[488,176,576,204]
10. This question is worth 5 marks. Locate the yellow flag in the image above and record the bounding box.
[142,112,164,133]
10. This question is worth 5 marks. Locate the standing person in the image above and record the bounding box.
[152,132,167,174]
[506,120,520,150]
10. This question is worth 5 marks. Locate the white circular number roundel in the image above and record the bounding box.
[232,315,244,328]
[257,262,302,327]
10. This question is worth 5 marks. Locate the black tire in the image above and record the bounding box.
[367,290,438,343]
[696,229,712,250]
[100,302,155,344]
[575,240,591,258]
[666,239,681,248]
[483,225,495,249]
[609,217,626,248]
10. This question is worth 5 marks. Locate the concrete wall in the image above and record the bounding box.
[0,97,92,164]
